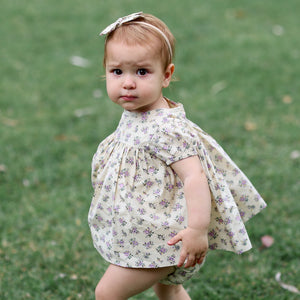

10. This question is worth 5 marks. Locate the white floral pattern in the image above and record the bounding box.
[88,102,267,268]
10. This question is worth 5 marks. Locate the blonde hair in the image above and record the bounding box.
[103,13,175,70]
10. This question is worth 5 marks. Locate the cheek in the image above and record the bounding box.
[106,79,117,99]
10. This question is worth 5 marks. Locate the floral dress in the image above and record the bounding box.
[88,102,266,268]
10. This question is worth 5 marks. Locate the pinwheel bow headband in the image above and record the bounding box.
[100,12,173,59]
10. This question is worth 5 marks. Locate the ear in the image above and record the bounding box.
[162,64,175,88]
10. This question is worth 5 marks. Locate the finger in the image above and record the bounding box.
[184,254,197,268]
[177,250,187,267]
[167,234,181,246]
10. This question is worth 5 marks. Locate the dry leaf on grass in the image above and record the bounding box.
[275,272,300,294]
[70,55,90,68]
[0,164,7,172]
[244,121,257,131]
[290,150,300,160]
[211,81,227,95]
[282,95,292,104]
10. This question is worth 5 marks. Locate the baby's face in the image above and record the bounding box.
[105,39,174,112]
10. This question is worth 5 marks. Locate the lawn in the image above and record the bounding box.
[0,0,299,299]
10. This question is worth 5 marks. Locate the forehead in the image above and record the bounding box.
[106,39,161,66]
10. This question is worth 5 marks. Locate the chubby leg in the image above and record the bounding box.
[95,264,174,300]
[153,282,191,300]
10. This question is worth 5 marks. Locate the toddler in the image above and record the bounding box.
[88,12,266,300]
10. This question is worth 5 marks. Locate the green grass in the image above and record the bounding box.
[1,0,299,299]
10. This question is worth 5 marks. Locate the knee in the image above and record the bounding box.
[95,282,112,300]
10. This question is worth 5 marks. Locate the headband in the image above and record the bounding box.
[99,12,173,59]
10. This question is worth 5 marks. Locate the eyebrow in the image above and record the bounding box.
[106,61,154,68]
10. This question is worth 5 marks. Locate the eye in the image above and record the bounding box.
[112,69,122,75]
[137,68,148,76]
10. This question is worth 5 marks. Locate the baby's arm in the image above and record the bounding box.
[168,155,211,268]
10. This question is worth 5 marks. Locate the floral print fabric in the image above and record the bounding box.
[88,102,266,268]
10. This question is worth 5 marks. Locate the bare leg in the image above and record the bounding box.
[95,264,174,300]
[153,282,191,300]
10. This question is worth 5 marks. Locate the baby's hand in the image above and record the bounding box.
[167,227,208,268]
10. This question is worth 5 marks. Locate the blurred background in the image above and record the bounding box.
[1,0,299,299]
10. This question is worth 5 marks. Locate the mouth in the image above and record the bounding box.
[121,95,137,101]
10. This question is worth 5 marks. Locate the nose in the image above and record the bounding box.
[123,75,136,90]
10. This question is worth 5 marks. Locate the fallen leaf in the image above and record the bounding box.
[70,55,90,68]
[290,150,300,160]
[244,121,257,131]
[93,89,103,98]
[275,272,300,294]
[0,164,7,172]
[1,116,18,127]
[74,107,94,118]
[23,179,30,187]
[211,81,227,95]
[282,95,292,104]
[272,25,284,36]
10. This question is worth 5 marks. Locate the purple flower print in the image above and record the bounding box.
[118,218,127,226]
[226,230,235,238]
[165,183,174,192]
[224,217,232,225]
[239,195,248,202]
[151,214,160,221]
[126,157,134,165]
[143,227,154,238]
[124,251,133,259]
[130,227,139,234]
[117,239,124,247]
[162,221,169,227]
[208,229,218,239]
[209,243,218,250]
[143,241,154,249]
[126,204,133,212]
[215,196,224,205]
[149,262,158,268]
[216,217,224,224]
[129,238,139,247]
[174,203,183,210]
[138,208,146,215]
[141,113,149,121]
[114,205,120,213]
[176,215,185,224]
[136,260,145,267]
[125,192,133,199]
[239,228,246,235]
[239,179,247,187]
[134,137,141,145]
[215,155,223,162]
[106,241,112,250]
[182,141,190,149]
[104,185,111,192]
[169,231,177,238]
[167,255,176,264]
[156,246,167,255]
[233,168,240,176]
[136,195,145,205]
[95,215,103,222]
[144,180,154,188]
[159,199,169,208]
[126,120,133,128]
[141,127,148,134]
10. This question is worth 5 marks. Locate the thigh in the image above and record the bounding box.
[96,264,174,299]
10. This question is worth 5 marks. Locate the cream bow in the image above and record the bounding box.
[100,11,143,36]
